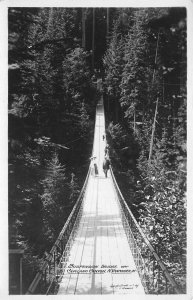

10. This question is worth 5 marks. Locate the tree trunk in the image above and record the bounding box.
[152,29,160,85]
[47,8,54,36]
[149,29,160,105]
[82,8,86,49]
[114,99,119,123]
[148,97,159,163]
[134,108,136,135]
[92,8,95,70]
[107,8,110,42]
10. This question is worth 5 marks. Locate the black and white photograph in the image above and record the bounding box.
[0,0,192,297]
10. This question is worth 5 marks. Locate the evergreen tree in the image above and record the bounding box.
[103,7,186,291]
[103,26,125,121]
[68,173,80,205]
[8,8,95,293]
[40,151,68,245]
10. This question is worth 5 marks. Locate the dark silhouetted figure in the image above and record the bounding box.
[104,144,110,156]
[103,156,110,178]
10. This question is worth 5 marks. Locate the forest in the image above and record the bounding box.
[8,7,186,293]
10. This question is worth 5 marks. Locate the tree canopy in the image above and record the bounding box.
[103,7,186,292]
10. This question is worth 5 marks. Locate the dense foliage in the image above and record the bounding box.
[103,7,186,292]
[8,7,97,292]
[8,7,186,294]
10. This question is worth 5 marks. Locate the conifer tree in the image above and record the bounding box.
[68,173,80,205]
[103,8,186,291]
[103,26,125,121]
[40,151,68,244]
[120,9,150,125]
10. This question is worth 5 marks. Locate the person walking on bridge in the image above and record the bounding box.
[90,156,98,176]
[104,144,110,157]
[103,155,110,178]
[93,157,99,176]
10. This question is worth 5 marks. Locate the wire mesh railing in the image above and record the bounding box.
[26,168,90,295]
[110,166,182,294]
[26,97,99,295]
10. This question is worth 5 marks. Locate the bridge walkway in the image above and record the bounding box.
[57,98,145,295]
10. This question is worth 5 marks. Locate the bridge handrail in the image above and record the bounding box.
[110,165,181,294]
[26,95,100,295]
[26,167,91,294]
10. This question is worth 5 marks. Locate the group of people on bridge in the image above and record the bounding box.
[90,134,110,178]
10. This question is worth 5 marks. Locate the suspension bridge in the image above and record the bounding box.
[26,96,181,295]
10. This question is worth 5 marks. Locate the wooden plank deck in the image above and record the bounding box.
[57,98,145,294]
